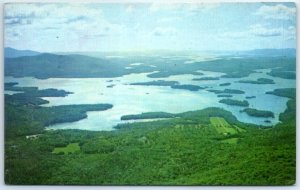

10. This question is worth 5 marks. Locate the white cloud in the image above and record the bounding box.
[187,3,220,13]
[219,24,295,40]
[5,27,22,42]
[220,31,247,39]
[5,3,55,19]
[282,25,296,40]
[149,3,219,14]
[4,3,125,41]
[125,5,134,13]
[149,3,181,12]
[157,17,181,24]
[249,24,282,37]
[152,27,178,36]
[255,4,296,20]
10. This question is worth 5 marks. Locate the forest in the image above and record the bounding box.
[4,83,296,185]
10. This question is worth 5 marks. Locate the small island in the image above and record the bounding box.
[219,99,249,107]
[171,84,204,91]
[5,83,113,127]
[106,84,115,88]
[208,88,245,94]
[238,78,275,84]
[130,80,204,91]
[267,70,296,79]
[41,104,113,126]
[192,77,220,81]
[219,82,231,86]
[5,82,73,97]
[217,94,233,98]
[246,96,256,99]
[130,80,179,86]
[242,108,274,118]
[5,82,19,87]
[266,88,296,99]
[121,112,176,120]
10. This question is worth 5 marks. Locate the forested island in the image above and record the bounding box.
[219,99,249,107]
[266,88,296,99]
[5,82,73,96]
[217,94,233,98]
[121,112,176,120]
[5,84,113,137]
[192,77,220,81]
[130,80,204,91]
[170,84,204,91]
[267,69,296,79]
[131,80,179,86]
[208,89,245,94]
[242,108,274,118]
[238,78,275,84]
[219,83,231,86]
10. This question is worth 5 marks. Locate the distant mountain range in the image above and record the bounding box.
[5,47,296,58]
[4,47,295,80]
[4,47,41,58]
[4,53,134,79]
[242,48,296,56]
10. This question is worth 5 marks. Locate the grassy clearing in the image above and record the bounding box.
[210,117,238,135]
[233,125,246,133]
[220,138,239,144]
[52,143,80,154]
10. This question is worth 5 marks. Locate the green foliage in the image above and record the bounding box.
[131,80,179,86]
[242,108,274,118]
[170,84,204,91]
[238,78,274,84]
[5,53,295,80]
[4,86,113,138]
[5,101,295,185]
[268,70,296,79]
[5,82,72,97]
[130,80,204,91]
[219,99,249,107]
[121,112,176,120]
[193,77,219,81]
[209,117,240,136]
[5,53,132,78]
[5,102,113,138]
[5,94,49,106]
[208,89,245,94]
[219,83,231,86]
[32,104,113,126]
[279,99,296,123]
[4,83,72,106]
[81,139,116,154]
[217,94,232,98]
[220,138,239,144]
[245,96,256,99]
[4,80,296,185]
[266,88,296,99]
[52,143,80,154]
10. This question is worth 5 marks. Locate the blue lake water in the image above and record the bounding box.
[5,68,295,131]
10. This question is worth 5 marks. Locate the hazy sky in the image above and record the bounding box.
[4,2,296,52]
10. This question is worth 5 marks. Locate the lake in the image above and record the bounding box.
[5,68,295,131]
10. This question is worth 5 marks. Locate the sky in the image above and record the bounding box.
[4,2,296,52]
